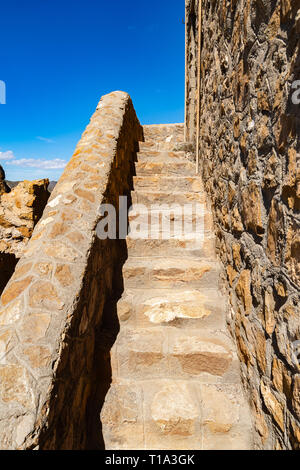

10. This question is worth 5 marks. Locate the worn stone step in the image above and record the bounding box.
[137,154,193,167]
[138,141,195,154]
[135,160,195,176]
[143,124,184,144]
[101,379,252,450]
[117,287,226,329]
[112,327,239,382]
[101,379,201,450]
[166,328,239,380]
[128,205,211,221]
[127,206,214,235]
[139,138,195,151]
[132,190,206,206]
[123,257,220,289]
[137,150,187,161]
[139,141,158,151]
[133,176,203,193]
[139,141,182,152]
[126,235,216,259]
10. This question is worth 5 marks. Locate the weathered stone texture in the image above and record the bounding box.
[0,91,143,449]
[190,0,300,450]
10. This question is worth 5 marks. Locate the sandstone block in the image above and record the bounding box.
[0,364,33,408]
[236,270,252,315]
[260,382,285,432]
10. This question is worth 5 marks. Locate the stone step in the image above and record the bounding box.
[135,160,195,176]
[137,150,187,161]
[143,123,184,144]
[133,176,203,193]
[117,287,226,329]
[139,140,195,154]
[126,235,216,259]
[123,257,220,289]
[131,190,206,206]
[111,327,240,382]
[127,206,214,235]
[139,141,159,151]
[101,380,252,450]
[139,141,182,152]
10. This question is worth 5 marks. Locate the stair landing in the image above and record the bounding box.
[100,123,254,450]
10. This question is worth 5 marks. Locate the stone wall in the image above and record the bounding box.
[0,91,143,449]
[187,0,300,449]
[0,180,50,295]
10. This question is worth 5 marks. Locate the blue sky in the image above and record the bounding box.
[0,0,185,181]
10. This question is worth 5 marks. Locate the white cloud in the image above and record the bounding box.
[0,151,15,161]
[0,149,67,171]
[6,158,67,170]
[36,136,55,143]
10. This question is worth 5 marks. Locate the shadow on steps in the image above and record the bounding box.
[85,245,126,450]
[83,143,138,450]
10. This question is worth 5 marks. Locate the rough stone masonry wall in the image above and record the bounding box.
[0,91,143,449]
[188,0,300,449]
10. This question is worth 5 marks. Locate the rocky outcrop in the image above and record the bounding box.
[0,165,11,196]
[0,179,50,258]
[0,179,50,295]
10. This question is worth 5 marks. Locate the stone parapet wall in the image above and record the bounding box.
[0,91,143,449]
[193,0,300,449]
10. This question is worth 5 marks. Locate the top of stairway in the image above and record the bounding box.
[143,123,184,145]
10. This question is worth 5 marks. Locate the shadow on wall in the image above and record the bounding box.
[85,248,126,449]
[35,236,129,450]
[85,152,138,449]
[0,253,19,297]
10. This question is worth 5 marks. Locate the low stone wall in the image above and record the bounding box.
[187,0,300,449]
[0,91,143,449]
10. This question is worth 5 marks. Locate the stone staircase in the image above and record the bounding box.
[100,124,253,450]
